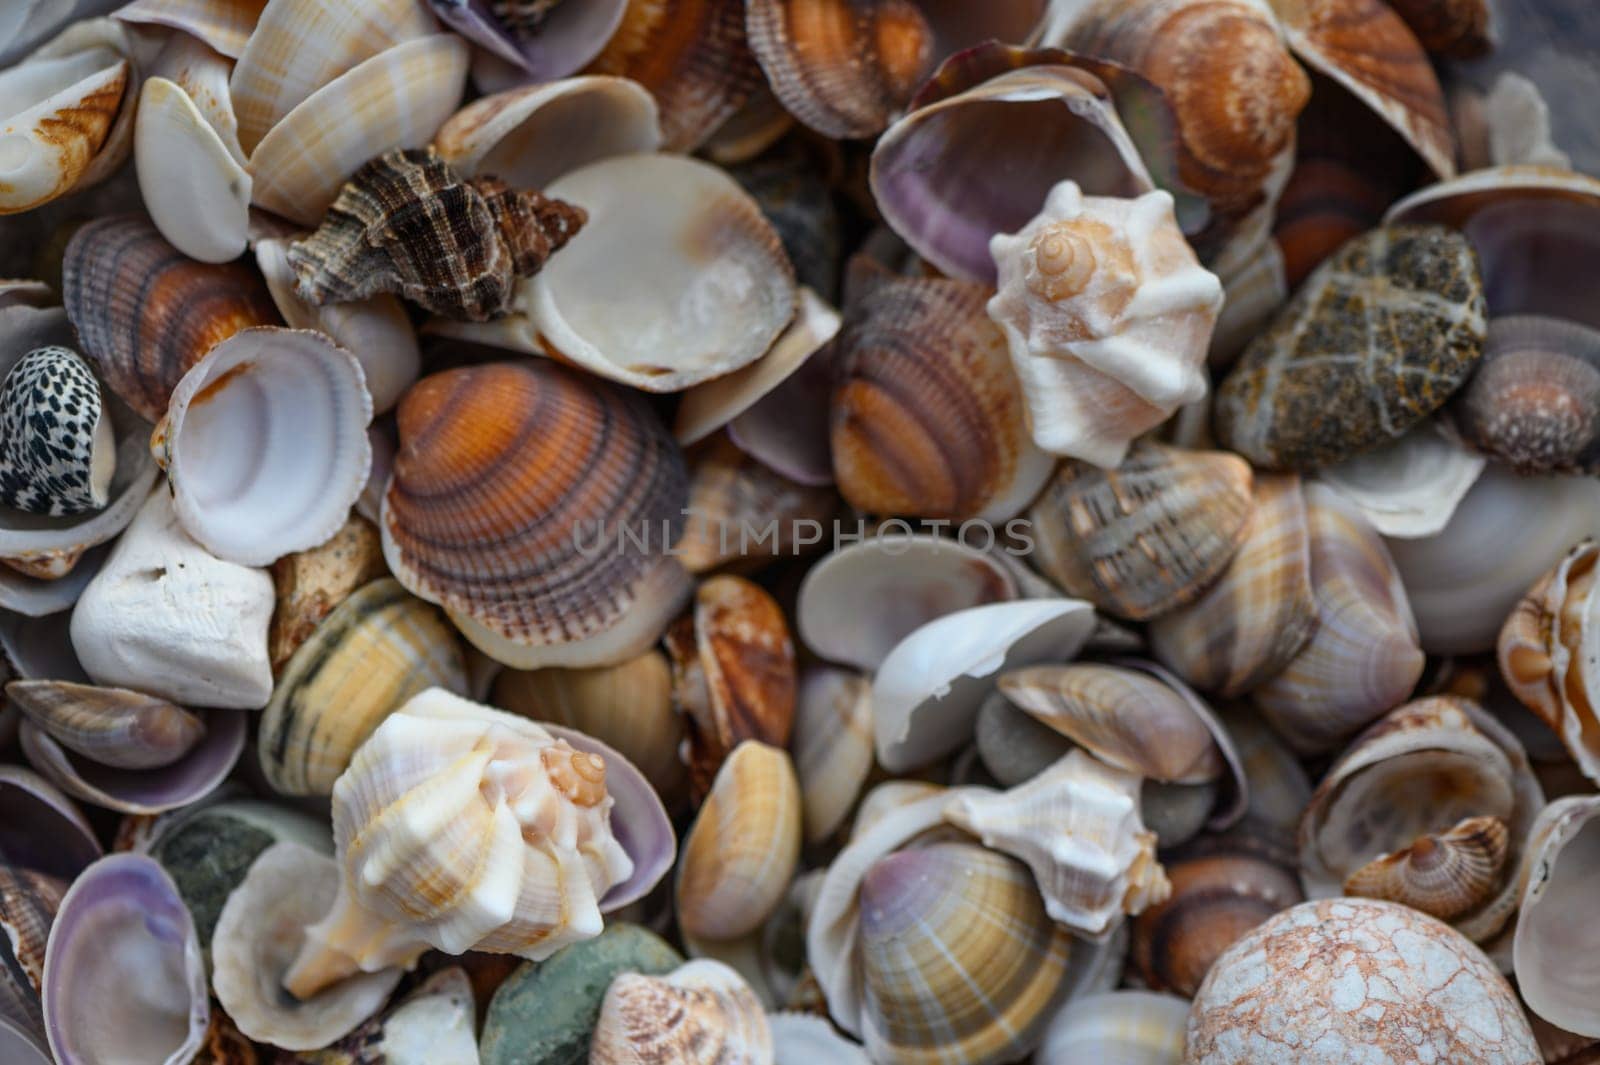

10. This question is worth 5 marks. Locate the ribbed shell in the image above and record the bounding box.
[381,362,689,668]
[0,865,63,1039]
[1028,441,1252,620]
[590,960,772,1065]
[676,435,838,574]
[61,214,280,423]
[0,47,128,215]
[1343,815,1509,921]
[0,346,112,517]
[856,842,1073,1065]
[1148,474,1316,697]
[287,148,586,322]
[1455,315,1600,473]
[259,578,468,797]
[676,741,801,941]
[830,261,1050,521]
[5,680,203,771]
[745,0,933,139]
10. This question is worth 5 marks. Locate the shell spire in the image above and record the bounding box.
[287,148,587,322]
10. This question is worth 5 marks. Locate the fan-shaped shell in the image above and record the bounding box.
[590,959,772,1065]
[989,181,1223,468]
[5,680,201,770]
[150,326,374,567]
[61,214,281,424]
[1028,441,1252,619]
[1343,814,1510,921]
[260,578,468,796]
[381,361,690,670]
[830,261,1053,521]
[1454,315,1600,473]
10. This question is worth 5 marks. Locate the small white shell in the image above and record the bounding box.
[987,180,1224,468]
[1317,421,1485,539]
[791,666,873,844]
[151,327,374,567]
[1514,795,1600,1037]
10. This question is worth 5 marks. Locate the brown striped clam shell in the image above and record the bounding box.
[61,214,280,423]
[1028,441,1253,621]
[1342,814,1509,921]
[829,259,1053,522]
[0,864,64,1040]
[677,434,838,575]
[381,361,691,670]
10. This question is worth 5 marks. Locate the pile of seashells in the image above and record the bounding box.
[4,0,1600,1062]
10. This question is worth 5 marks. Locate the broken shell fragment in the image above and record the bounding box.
[988,181,1224,468]
[265,512,388,672]
[0,345,114,517]
[590,959,772,1065]
[288,147,587,322]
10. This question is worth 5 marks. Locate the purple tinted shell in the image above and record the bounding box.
[430,0,628,82]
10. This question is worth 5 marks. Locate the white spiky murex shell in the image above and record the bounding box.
[987,180,1224,469]
[280,688,634,999]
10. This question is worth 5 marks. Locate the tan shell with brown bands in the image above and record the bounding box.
[1342,814,1509,921]
[0,864,64,1033]
[61,214,281,423]
[258,578,469,797]
[382,361,689,663]
[1029,441,1253,620]
[830,262,1047,521]
[4,680,204,771]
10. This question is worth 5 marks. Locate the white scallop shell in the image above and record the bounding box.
[135,75,251,263]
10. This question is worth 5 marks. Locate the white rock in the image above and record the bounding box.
[70,488,274,708]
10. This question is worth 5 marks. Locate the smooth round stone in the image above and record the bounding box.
[479,923,683,1065]
[1215,225,1486,470]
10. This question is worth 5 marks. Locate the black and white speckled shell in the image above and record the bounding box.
[0,346,109,517]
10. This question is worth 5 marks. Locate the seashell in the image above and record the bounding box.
[830,260,1053,521]
[1038,990,1189,1065]
[676,741,801,942]
[0,863,62,1044]
[729,141,842,302]
[113,0,267,60]
[1215,224,1487,470]
[1514,795,1600,1037]
[1219,704,1313,841]
[590,959,771,1065]
[145,798,332,957]
[306,965,478,1064]
[0,27,129,214]
[211,841,403,1051]
[703,82,794,166]
[1343,814,1510,921]
[42,854,209,1065]
[988,182,1224,468]
[744,0,933,139]
[946,749,1169,937]
[674,435,838,575]
[1185,898,1539,1064]
[61,214,281,424]
[975,689,1075,788]
[852,841,1073,1064]
[770,1012,870,1065]
[434,75,661,189]
[0,345,114,518]
[0,765,101,880]
[280,689,658,997]
[797,534,1016,672]
[873,597,1096,773]
[1130,840,1304,997]
[288,147,586,323]
[1298,696,1544,944]
[1317,420,1485,538]
[870,47,1154,285]
[381,361,690,670]
[584,0,762,153]
[1000,665,1224,784]
[1210,237,1288,366]
[6,680,200,770]
[1454,315,1600,474]
[478,923,683,1065]
[358,421,395,526]
[260,578,468,796]
[792,666,874,844]
[228,0,439,157]
[266,513,388,673]
[255,238,419,415]
[492,650,688,809]
[1028,441,1252,619]
[1388,464,1600,655]
[430,0,628,84]
[150,326,373,567]
[1386,0,1492,58]
[1251,483,1425,754]
[70,488,275,710]
[521,152,796,393]
[247,34,472,227]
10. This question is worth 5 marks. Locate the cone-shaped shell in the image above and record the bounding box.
[41,854,209,1065]
[676,741,801,942]
[856,841,1073,1065]
[1028,441,1252,619]
[381,361,690,670]
[590,959,772,1065]
[5,679,201,770]
[945,749,1169,938]
[1252,484,1424,754]
[830,261,1053,521]
[0,34,128,214]
[150,327,374,567]
[260,578,469,796]
[61,214,280,423]
[1000,664,1224,783]
[1344,815,1509,921]
[0,345,115,517]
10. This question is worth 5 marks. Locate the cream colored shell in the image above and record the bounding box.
[590,959,772,1065]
